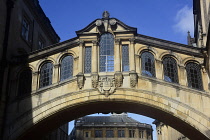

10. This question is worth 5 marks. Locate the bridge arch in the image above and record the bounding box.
[11,88,210,140]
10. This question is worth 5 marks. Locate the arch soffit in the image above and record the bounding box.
[56,50,77,64]
[159,51,182,65]
[137,45,157,58]
[36,57,55,71]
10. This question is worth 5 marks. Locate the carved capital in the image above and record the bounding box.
[78,40,84,46]
[92,40,98,46]
[76,73,85,89]
[129,38,135,44]
[91,74,99,88]
[54,64,60,68]
[129,72,138,88]
[115,39,121,45]
[114,72,123,87]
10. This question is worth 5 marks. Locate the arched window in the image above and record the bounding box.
[18,69,32,96]
[39,62,53,88]
[141,52,155,77]
[163,57,178,83]
[99,33,114,72]
[186,62,203,90]
[60,55,73,81]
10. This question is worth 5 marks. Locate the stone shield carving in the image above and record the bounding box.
[98,77,115,97]
[91,74,99,88]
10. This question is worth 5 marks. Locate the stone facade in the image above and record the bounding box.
[69,114,153,140]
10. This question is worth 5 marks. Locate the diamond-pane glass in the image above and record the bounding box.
[99,33,114,72]
[18,69,32,96]
[122,45,129,72]
[60,55,73,81]
[163,57,178,83]
[186,62,203,90]
[84,47,92,73]
[39,62,53,88]
[141,52,155,77]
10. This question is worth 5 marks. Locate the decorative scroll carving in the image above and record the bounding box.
[130,72,138,88]
[91,74,99,88]
[114,72,123,87]
[76,73,85,89]
[96,11,117,33]
[129,38,135,44]
[115,39,120,45]
[98,77,115,97]
[92,40,98,46]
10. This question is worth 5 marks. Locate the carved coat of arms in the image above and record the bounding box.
[98,77,115,97]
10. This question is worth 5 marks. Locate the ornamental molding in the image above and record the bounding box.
[114,72,123,87]
[96,11,117,33]
[130,72,138,88]
[91,74,99,88]
[76,73,85,89]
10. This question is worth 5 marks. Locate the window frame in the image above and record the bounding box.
[39,62,53,88]
[99,33,114,72]
[95,130,103,138]
[118,130,125,138]
[186,62,203,90]
[122,44,130,72]
[106,130,114,138]
[141,51,156,77]
[60,55,74,81]
[21,14,31,42]
[129,129,135,138]
[162,56,179,83]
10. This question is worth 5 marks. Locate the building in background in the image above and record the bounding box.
[153,120,189,140]
[69,113,153,140]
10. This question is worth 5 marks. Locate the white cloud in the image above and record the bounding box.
[173,6,194,36]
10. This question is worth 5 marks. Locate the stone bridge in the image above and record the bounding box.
[4,12,210,140]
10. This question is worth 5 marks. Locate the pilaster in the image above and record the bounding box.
[115,39,121,72]
[78,40,84,73]
[52,64,60,84]
[155,59,163,80]
[92,40,98,73]
[32,71,38,91]
[178,65,187,86]
[129,38,136,72]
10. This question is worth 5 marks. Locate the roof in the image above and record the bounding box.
[75,114,152,129]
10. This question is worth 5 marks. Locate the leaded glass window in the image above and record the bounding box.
[18,69,32,96]
[39,62,53,88]
[99,33,114,72]
[60,55,73,81]
[163,57,178,83]
[118,130,125,137]
[95,130,102,138]
[141,52,155,77]
[186,62,203,90]
[21,18,29,41]
[122,45,129,71]
[106,130,114,138]
[84,47,92,73]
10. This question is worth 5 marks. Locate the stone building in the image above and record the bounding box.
[1,0,210,140]
[69,114,153,140]
[0,0,67,139]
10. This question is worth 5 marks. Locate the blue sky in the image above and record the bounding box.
[39,0,194,139]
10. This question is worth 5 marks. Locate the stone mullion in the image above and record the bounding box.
[32,71,38,91]
[78,40,84,74]
[155,59,163,80]
[92,40,98,73]
[129,38,136,72]
[115,39,121,72]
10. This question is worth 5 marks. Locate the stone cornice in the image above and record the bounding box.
[136,34,203,57]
